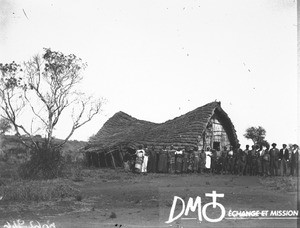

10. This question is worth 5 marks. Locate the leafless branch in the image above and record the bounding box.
[55,98,103,148]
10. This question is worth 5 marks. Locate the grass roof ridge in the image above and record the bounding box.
[87,101,239,150]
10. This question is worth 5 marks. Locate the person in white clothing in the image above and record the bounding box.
[141,145,149,173]
[135,145,145,173]
[205,147,212,171]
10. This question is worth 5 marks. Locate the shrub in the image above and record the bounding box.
[109,212,117,219]
[18,145,65,180]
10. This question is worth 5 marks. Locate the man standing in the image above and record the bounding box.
[211,149,218,174]
[269,143,279,176]
[250,145,257,175]
[257,145,264,176]
[236,144,245,176]
[199,149,206,174]
[279,144,289,176]
[227,146,234,174]
[290,144,299,176]
[220,146,228,174]
[244,145,251,175]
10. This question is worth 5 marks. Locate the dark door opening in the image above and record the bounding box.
[213,142,220,151]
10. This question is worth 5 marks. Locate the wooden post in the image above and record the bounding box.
[104,153,108,167]
[98,153,101,168]
[86,152,90,166]
[119,151,124,164]
[119,146,124,166]
[111,152,116,169]
[92,152,97,167]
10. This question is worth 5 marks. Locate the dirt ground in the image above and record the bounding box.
[0,169,298,228]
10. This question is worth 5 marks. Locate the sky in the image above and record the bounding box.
[0,0,298,147]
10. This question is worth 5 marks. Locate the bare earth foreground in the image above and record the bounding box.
[0,169,298,228]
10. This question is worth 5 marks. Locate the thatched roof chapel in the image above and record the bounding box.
[86,101,239,154]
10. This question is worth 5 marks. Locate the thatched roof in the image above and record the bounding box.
[86,101,239,151]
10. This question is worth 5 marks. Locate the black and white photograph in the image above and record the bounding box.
[0,0,298,227]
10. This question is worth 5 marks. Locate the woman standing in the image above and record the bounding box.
[182,149,189,173]
[168,146,176,174]
[187,149,195,173]
[193,148,200,173]
[199,149,206,174]
[141,145,149,174]
[205,147,212,173]
[135,145,145,173]
[175,148,183,174]
[158,146,168,173]
[148,145,157,173]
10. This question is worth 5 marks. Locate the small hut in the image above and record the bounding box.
[84,101,239,168]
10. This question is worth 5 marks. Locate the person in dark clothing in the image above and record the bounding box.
[211,149,218,174]
[168,145,176,174]
[269,143,279,176]
[193,148,200,173]
[236,144,245,176]
[257,145,264,176]
[147,145,157,173]
[187,149,195,173]
[290,144,299,176]
[279,144,289,176]
[182,148,189,173]
[220,146,228,174]
[175,148,184,174]
[199,149,206,174]
[262,146,270,176]
[250,145,257,175]
[244,145,251,175]
[227,146,234,174]
[158,146,168,173]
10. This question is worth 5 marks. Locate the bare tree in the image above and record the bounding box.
[0,48,103,151]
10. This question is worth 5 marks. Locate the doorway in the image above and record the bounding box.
[213,142,220,151]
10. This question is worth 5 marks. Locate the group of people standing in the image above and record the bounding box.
[123,143,299,177]
[228,143,299,177]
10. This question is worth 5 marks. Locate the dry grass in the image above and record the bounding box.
[0,179,80,202]
[259,176,297,192]
[81,167,136,181]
